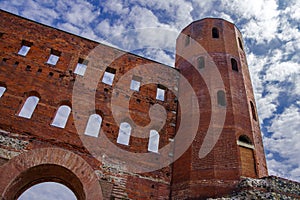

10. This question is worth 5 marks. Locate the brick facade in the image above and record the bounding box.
[0,9,293,200]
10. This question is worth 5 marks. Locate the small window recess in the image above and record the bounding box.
[46,49,61,65]
[156,84,166,101]
[74,58,88,76]
[185,34,191,46]
[18,40,33,56]
[231,58,238,72]
[217,90,226,107]
[197,56,205,69]
[238,37,244,51]
[102,67,116,86]
[130,75,142,91]
[250,101,257,121]
[212,27,219,38]
[0,33,3,38]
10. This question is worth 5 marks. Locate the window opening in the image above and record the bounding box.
[102,67,116,86]
[148,130,159,153]
[18,40,33,56]
[74,58,88,76]
[84,114,102,137]
[156,84,166,101]
[117,122,131,145]
[130,75,142,91]
[46,49,61,65]
[212,27,219,38]
[18,96,39,119]
[250,101,257,121]
[51,105,71,128]
[217,90,226,106]
[231,58,238,72]
[197,56,205,69]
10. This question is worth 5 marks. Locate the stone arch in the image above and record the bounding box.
[0,147,102,200]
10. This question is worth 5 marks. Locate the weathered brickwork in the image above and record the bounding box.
[0,10,298,200]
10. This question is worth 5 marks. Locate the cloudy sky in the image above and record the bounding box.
[0,0,299,198]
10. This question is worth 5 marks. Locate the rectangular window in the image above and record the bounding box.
[18,40,33,56]
[197,56,205,69]
[130,75,142,91]
[46,49,61,65]
[102,67,116,86]
[156,84,166,101]
[185,35,190,46]
[0,33,3,38]
[74,58,88,76]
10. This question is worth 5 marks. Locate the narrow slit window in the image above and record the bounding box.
[238,37,244,50]
[212,27,219,38]
[130,75,142,91]
[102,67,116,86]
[51,105,71,128]
[156,85,166,101]
[185,34,190,46]
[46,49,61,65]
[231,58,238,72]
[18,96,39,119]
[197,56,205,69]
[0,86,6,98]
[217,90,226,106]
[117,122,131,145]
[18,40,33,56]
[84,114,102,137]
[250,101,257,121]
[0,33,3,38]
[74,58,88,76]
[148,130,160,153]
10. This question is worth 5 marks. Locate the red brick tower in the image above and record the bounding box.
[171,18,268,199]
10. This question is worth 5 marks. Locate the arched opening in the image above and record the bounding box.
[217,90,226,107]
[18,96,40,119]
[238,37,244,50]
[51,105,71,128]
[0,86,6,98]
[250,101,257,121]
[117,122,132,145]
[237,135,256,178]
[5,164,85,200]
[84,113,102,137]
[18,182,76,200]
[231,58,238,72]
[148,130,160,153]
[212,27,219,38]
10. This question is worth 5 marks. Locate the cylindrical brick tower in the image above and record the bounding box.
[171,18,268,199]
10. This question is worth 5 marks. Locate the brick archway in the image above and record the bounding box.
[0,148,102,200]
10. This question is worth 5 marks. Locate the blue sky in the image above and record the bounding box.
[0,0,299,198]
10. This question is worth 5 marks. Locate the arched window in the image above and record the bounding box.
[51,105,71,128]
[18,96,39,119]
[0,86,6,98]
[117,122,131,145]
[250,101,257,121]
[148,130,159,153]
[238,37,244,50]
[238,135,252,145]
[84,114,102,137]
[217,90,226,106]
[185,34,191,46]
[231,58,238,72]
[197,56,205,69]
[212,27,219,38]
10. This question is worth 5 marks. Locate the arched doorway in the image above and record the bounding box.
[0,148,103,200]
[18,182,76,200]
[237,135,257,178]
